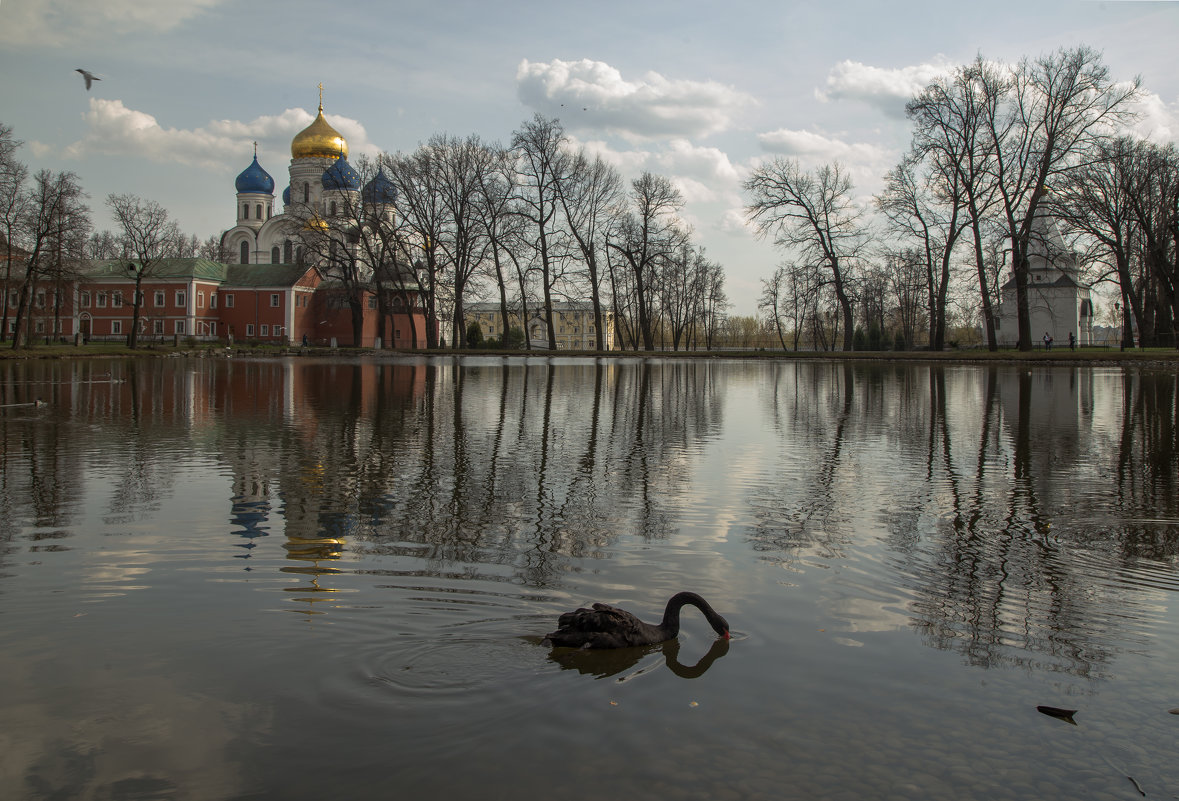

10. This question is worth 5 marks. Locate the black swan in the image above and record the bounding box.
[543,591,730,649]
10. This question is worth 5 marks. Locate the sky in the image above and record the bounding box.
[1,0,1177,316]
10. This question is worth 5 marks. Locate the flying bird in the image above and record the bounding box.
[76,69,101,90]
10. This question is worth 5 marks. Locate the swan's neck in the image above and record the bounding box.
[660,592,727,637]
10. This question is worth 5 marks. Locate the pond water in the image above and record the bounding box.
[1,355,1177,800]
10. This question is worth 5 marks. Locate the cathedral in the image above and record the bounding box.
[219,89,398,270]
[8,92,426,349]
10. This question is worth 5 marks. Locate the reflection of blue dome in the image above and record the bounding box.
[235,155,275,194]
[282,185,290,205]
[322,155,360,191]
[363,168,398,204]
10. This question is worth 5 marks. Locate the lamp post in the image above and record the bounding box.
[125,262,139,347]
[1114,301,1123,351]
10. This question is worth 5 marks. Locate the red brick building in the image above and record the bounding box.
[8,257,428,348]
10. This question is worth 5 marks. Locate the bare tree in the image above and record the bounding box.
[1124,141,1179,346]
[906,59,1003,349]
[512,115,570,349]
[424,134,496,349]
[86,230,121,259]
[107,193,181,348]
[698,259,728,351]
[981,46,1140,350]
[383,147,449,347]
[557,151,624,350]
[286,157,378,346]
[11,171,89,347]
[608,172,687,350]
[760,265,793,350]
[1051,136,1141,347]
[883,250,928,349]
[1,122,29,342]
[876,155,968,349]
[473,142,525,346]
[198,234,226,262]
[745,159,864,351]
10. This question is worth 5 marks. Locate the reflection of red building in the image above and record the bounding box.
[9,257,427,348]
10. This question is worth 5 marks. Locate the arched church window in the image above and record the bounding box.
[303,183,309,203]
[296,246,304,265]
[284,240,293,263]
[240,241,249,264]
[330,201,337,217]
[271,246,280,264]
[243,204,249,220]
[256,204,263,220]
[267,205,272,219]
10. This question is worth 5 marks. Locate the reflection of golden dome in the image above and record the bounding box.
[291,106,349,160]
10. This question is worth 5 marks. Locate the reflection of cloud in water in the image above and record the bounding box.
[820,594,912,634]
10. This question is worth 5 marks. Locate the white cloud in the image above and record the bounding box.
[757,128,890,165]
[568,135,744,206]
[815,59,954,118]
[755,128,898,197]
[0,0,228,46]
[718,208,753,235]
[59,99,378,170]
[516,58,756,140]
[1124,87,1178,143]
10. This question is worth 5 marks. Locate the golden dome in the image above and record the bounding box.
[291,106,349,160]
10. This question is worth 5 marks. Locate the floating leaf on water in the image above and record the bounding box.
[1169,708,1179,715]
[689,701,699,708]
[1036,705,1078,724]
[609,701,618,706]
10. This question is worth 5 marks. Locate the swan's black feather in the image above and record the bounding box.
[544,593,730,650]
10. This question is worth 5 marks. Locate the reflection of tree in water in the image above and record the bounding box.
[350,358,724,587]
[201,357,724,597]
[1114,369,1179,560]
[748,362,1179,678]
[748,362,859,564]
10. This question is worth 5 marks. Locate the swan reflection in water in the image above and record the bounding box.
[547,636,731,681]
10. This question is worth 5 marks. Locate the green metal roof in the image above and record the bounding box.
[85,258,228,281]
[224,263,312,288]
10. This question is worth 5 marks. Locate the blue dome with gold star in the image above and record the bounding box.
[282,185,291,205]
[235,155,275,194]
[322,155,360,192]
[362,168,397,204]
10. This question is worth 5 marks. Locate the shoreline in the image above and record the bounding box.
[1,342,1176,366]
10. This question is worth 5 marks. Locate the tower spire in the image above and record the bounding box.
[317,82,324,112]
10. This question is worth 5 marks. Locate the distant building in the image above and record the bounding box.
[219,92,398,276]
[6,256,426,348]
[465,301,615,350]
[995,212,1095,348]
[4,91,427,348]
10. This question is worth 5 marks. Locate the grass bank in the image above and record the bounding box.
[1,340,1176,365]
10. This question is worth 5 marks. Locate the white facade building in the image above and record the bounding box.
[995,213,1095,348]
